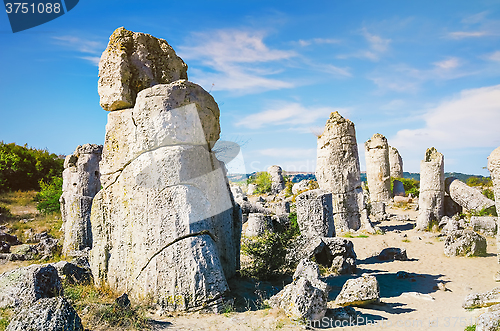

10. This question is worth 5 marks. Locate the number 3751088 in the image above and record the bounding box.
[5,2,61,14]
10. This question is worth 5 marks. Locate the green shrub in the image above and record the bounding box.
[482,188,495,201]
[466,176,492,187]
[93,303,149,330]
[471,206,498,217]
[0,142,63,192]
[241,211,300,280]
[464,325,476,331]
[391,177,420,197]
[35,177,63,214]
[247,172,272,194]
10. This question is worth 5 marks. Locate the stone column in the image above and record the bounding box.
[268,165,285,195]
[296,189,335,237]
[416,147,444,230]
[316,111,372,233]
[445,177,495,212]
[365,134,391,202]
[487,146,500,278]
[60,144,102,256]
[389,146,403,179]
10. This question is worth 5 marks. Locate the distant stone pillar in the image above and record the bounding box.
[268,165,285,195]
[487,146,500,275]
[445,177,495,212]
[244,213,273,237]
[389,146,403,179]
[316,111,371,233]
[416,147,444,230]
[365,134,391,202]
[60,144,103,255]
[296,189,335,237]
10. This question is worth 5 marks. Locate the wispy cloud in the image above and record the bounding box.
[52,36,105,66]
[485,51,500,62]
[433,57,460,69]
[390,84,500,151]
[337,28,391,61]
[447,31,489,39]
[179,29,296,93]
[235,102,346,129]
[297,38,341,47]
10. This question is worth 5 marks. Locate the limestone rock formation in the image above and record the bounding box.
[445,177,495,212]
[376,247,408,261]
[268,165,285,195]
[472,216,497,237]
[365,134,391,202]
[293,259,330,294]
[60,144,102,256]
[0,264,62,309]
[90,31,241,312]
[292,180,310,195]
[463,287,500,309]
[416,147,445,230]
[296,189,335,237]
[98,27,188,111]
[316,111,371,232]
[52,261,93,285]
[244,213,273,237]
[476,310,500,331]
[444,230,487,257]
[335,274,380,306]
[487,147,500,271]
[268,277,327,321]
[389,146,403,179]
[6,297,83,331]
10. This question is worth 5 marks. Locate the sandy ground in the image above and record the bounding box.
[153,207,499,331]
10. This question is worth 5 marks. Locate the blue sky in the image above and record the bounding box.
[1,0,500,176]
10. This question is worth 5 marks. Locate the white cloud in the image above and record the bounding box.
[433,57,460,69]
[362,28,390,53]
[79,56,100,66]
[486,51,500,62]
[178,29,296,93]
[448,31,489,39]
[337,28,391,61]
[390,84,500,151]
[52,36,104,54]
[297,38,340,47]
[235,103,346,129]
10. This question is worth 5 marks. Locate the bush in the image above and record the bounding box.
[241,211,300,280]
[35,177,63,214]
[247,172,272,194]
[466,176,492,187]
[482,188,495,201]
[471,206,498,217]
[0,142,63,192]
[391,177,420,197]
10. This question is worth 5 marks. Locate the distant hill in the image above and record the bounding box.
[228,171,491,184]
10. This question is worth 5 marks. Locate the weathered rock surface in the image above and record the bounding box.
[268,277,327,321]
[444,230,487,257]
[376,247,408,261]
[244,213,273,237]
[472,216,498,237]
[292,180,310,195]
[293,259,330,294]
[0,264,62,308]
[0,241,10,253]
[268,165,285,195]
[476,310,500,331]
[445,177,495,212]
[247,184,257,195]
[90,43,240,311]
[296,189,335,237]
[416,147,445,230]
[230,185,245,204]
[463,287,500,309]
[60,144,102,256]
[52,261,93,285]
[288,236,356,275]
[487,147,500,268]
[98,27,188,111]
[6,297,83,331]
[394,196,412,204]
[365,134,391,202]
[316,111,371,232]
[389,146,403,179]
[0,231,21,246]
[335,274,380,306]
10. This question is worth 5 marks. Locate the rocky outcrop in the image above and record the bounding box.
[487,147,500,270]
[268,278,327,321]
[60,144,102,256]
[444,230,487,257]
[463,287,500,309]
[292,180,310,195]
[335,274,380,306]
[6,297,83,331]
[389,146,403,179]
[316,112,371,232]
[244,213,273,237]
[293,259,330,294]
[476,310,500,331]
[365,134,391,202]
[98,27,188,111]
[416,147,445,230]
[52,261,93,285]
[376,247,408,261]
[90,30,241,312]
[268,165,285,195]
[445,177,495,212]
[296,189,335,237]
[472,216,497,237]
[0,264,62,308]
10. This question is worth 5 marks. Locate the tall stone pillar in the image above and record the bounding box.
[365,134,391,202]
[268,165,285,195]
[389,146,403,179]
[416,147,444,230]
[316,111,372,233]
[60,144,102,256]
[487,146,500,278]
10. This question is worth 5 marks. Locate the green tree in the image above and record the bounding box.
[35,177,63,214]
